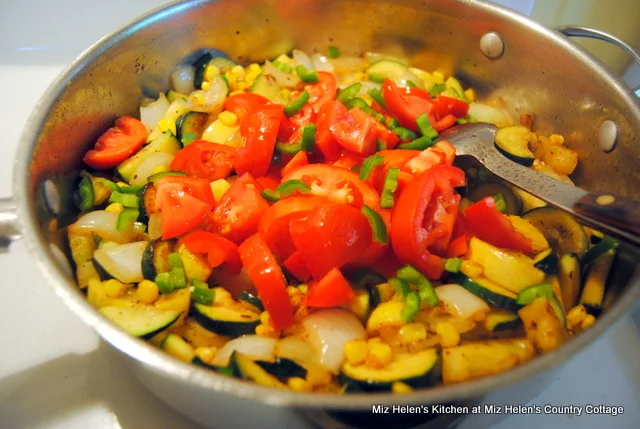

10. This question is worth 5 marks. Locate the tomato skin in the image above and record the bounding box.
[279,104,316,142]
[155,175,215,206]
[433,114,457,132]
[330,108,378,156]
[207,173,270,243]
[170,140,235,181]
[445,234,468,258]
[83,116,147,170]
[404,141,456,175]
[306,268,356,308]
[432,95,469,120]
[315,100,348,162]
[305,71,338,113]
[255,175,281,192]
[290,202,372,278]
[234,104,283,178]
[283,251,312,282]
[280,151,309,178]
[382,80,433,132]
[181,231,241,274]
[238,234,293,331]
[390,165,466,279]
[223,93,270,124]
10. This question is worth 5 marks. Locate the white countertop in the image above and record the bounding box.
[1,1,638,428]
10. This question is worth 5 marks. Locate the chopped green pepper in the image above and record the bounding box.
[516,283,554,305]
[108,191,139,208]
[272,59,292,73]
[155,272,173,294]
[296,65,319,83]
[284,91,310,117]
[444,258,463,273]
[385,117,400,129]
[261,189,281,203]
[170,267,187,289]
[361,205,388,244]
[388,277,410,298]
[276,141,302,155]
[397,264,439,307]
[168,252,183,269]
[300,124,317,153]
[368,88,386,109]
[398,135,436,150]
[380,167,400,209]
[415,113,439,140]
[581,236,619,266]
[116,184,144,194]
[75,175,94,212]
[116,207,139,232]
[401,292,421,323]
[494,193,507,213]
[192,281,215,305]
[327,46,340,59]
[429,83,447,97]
[359,154,385,180]
[147,171,187,183]
[276,180,311,198]
[391,126,417,141]
[337,83,362,103]
[344,97,385,122]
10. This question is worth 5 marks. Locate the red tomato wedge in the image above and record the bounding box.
[280,151,309,178]
[432,95,469,120]
[390,165,466,279]
[404,141,456,175]
[446,234,469,258]
[223,93,270,124]
[234,104,283,178]
[180,231,241,274]
[207,173,269,243]
[155,175,215,206]
[238,234,293,330]
[279,104,316,142]
[255,175,281,192]
[306,268,356,308]
[170,140,235,181]
[315,99,348,162]
[289,202,372,278]
[464,197,533,253]
[306,71,338,113]
[382,80,434,132]
[283,251,312,282]
[83,116,147,170]
[329,108,378,156]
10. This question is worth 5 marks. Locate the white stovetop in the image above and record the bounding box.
[1,1,638,428]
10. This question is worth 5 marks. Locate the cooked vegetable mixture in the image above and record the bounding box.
[65,47,616,393]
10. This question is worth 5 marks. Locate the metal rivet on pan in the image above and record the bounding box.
[480,32,505,59]
[43,179,61,216]
[598,120,617,153]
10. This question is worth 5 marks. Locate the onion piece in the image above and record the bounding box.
[189,77,227,113]
[275,336,317,367]
[300,308,366,373]
[262,61,301,88]
[130,152,174,186]
[468,103,513,128]
[435,284,490,319]
[311,53,334,73]
[292,49,314,70]
[211,335,277,367]
[395,70,424,90]
[140,93,170,132]
[147,213,163,240]
[170,65,196,95]
[93,241,148,284]
[68,211,137,244]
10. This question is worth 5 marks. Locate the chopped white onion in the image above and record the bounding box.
[140,93,170,132]
[170,65,196,95]
[130,152,174,186]
[329,55,368,73]
[311,53,335,72]
[93,241,148,284]
[300,309,366,373]
[211,335,277,367]
[147,213,163,240]
[68,211,137,244]
[435,284,490,319]
[189,77,227,113]
[364,52,410,65]
[262,61,301,88]
[275,336,317,367]
[468,103,513,128]
[292,49,314,70]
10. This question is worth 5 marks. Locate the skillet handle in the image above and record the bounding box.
[0,197,20,252]
[573,192,640,238]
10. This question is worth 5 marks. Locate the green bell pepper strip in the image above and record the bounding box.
[401,292,421,323]
[272,60,292,73]
[379,167,400,209]
[398,135,436,150]
[416,113,439,140]
[116,207,139,232]
[388,277,410,298]
[327,46,340,59]
[296,65,319,83]
[76,175,95,212]
[385,117,400,129]
[361,205,388,244]
[170,267,187,289]
[344,98,385,122]
[276,180,311,198]
[147,171,187,183]
[494,193,507,213]
[581,236,619,266]
[391,126,417,141]
[429,83,446,97]
[359,154,385,180]
[276,141,303,155]
[516,283,554,305]
[444,258,463,273]
[192,283,215,305]
[155,272,173,294]
[108,191,139,208]
[368,88,386,109]
[260,189,281,203]
[116,184,144,194]
[396,264,439,307]
[284,91,310,117]
[168,252,183,269]
[300,124,317,153]
[337,83,362,104]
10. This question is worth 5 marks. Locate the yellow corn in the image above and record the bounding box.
[353,72,368,82]
[157,118,176,135]
[286,286,304,308]
[566,305,587,328]
[194,346,217,364]
[201,81,212,91]
[260,311,272,326]
[280,88,291,100]
[192,91,207,106]
[255,324,276,337]
[367,341,393,368]
[152,165,168,175]
[218,111,238,127]
[104,279,126,298]
[245,71,260,85]
[398,323,427,344]
[460,260,483,278]
[231,65,246,76]
[391,381,413,394]
[344,339,368,366]
[436,322,460,347]
[204,64,220,81]
[432,71,446,83]
[138,280,160,304]
[276,54,293,64]
[248,63,262,73]
[306,365,332,386]
[376,282,395,302]
[288,377,312,392]
[580,314,596,330]
[464,88,476,103]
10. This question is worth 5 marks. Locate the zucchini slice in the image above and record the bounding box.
[230,352,288,389]
[194,53,237,89]
[468,182,523,215]
[453,274,521,312]
[137,182,156,224]
[522,207,589,257]
[365,60,409,83]
[340,349,440,391]
[176,112,209,145]
[192,304,260,336]
[152,239,173,274]
[99,306,182,339]
[533,248,559,275]
[484,310,521,332]
[141,241,156,281]
[176,243,212,283]
[92,257,114,281]
[579,249,615,315]
[251,74,286,104]
[238,291,264,312]
[348,289,377,322]
[161,333,195,362]
[558,253,581,311]
[192,356,237,376]
[494,126,536,166]
[116,132,181,183]
[256,357,307,379]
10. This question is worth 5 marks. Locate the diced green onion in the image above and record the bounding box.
[380,167,400,209]
[168,252,183,269]
[261,189,281,203]
[155,272,173,294]
[346,268,386,289]
[581,236,619,266]
[272,59,292,73]
[300,124,317,153]
[170,267,187,289]
[284,91,310,117]
[416,113,439,140]
[192,284,215,305]
[398,135,436,150]
[75,175,94,212]
[359,154,385,180]
[516,283,554,306]
[361,205,388,244]
[401,292,421,323]
[444,258,463,273]
[276,180,311,198]
[391,126,417,141]
[388,277,410,298]
[337,83,362,103]
[396,264,439,307]
[116,207,139,232]
[147,171,187,183]
[108,191,139,208]
[368,88,386,109]
[181,132,197,146]
[327,46,340,59]
[296,65,319,83]
[429,83,447,97]
[494,193,507,213]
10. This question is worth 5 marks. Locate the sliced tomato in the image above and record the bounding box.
[433,114,458,132]
[306,268,356,308]
[234,104,283,178]
[290,202,372,278]
[223,93,270,124]
[349,207,390,266]
[390,165,466,279]
[329,108,378,156]
[369,149,421,193]
[315,99,348,162]
[279,103,316,142]
[255,175,281,192]
[364,246,403,279]
[238,234,293,330]
[155,175,215,207]
[445,234,468,258]
[83,116,147,170]
[432,95,469,120]
[280,151,309,178]
[207,173,269,243]
[404,141,456,175]
[376,126,401,150]
[332,151,366,171]
[282,164,380,207]
[382,80,434,132]
[306,71,338,113]
[170,140,235,181]
[181,231,241,274]
[283,251,312,282]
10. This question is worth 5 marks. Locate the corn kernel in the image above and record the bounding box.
[105,202,124,214]
[138,280,160,304]
[432,71,446,83]
[344,339,368,366]
[464,88,476,103]
[201,80,212,91]
[436,322,460,347]
[460,260,483,278]
[255,324,275,337]
[104,279,126,298]
[276,54,293,64]
[194,346,217,364]
[231,65,246,76]
[376,282,395,302]
[218,111,238,127]
[192,91,207,106]
[566,305,587,328]
[288,377,312,392]
[152,165,168,175]
[260,311,272,326]
[391,381,413,394]
[581,314,596,330]
[157,118,176,134]
[245,71,260,86]
[297,284,308,294]
[204,64,220,81]
[398,323,427,344]
[248,63,262,74]
[367,342,393,367]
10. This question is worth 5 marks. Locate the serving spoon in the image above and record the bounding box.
[440,123,640,247]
